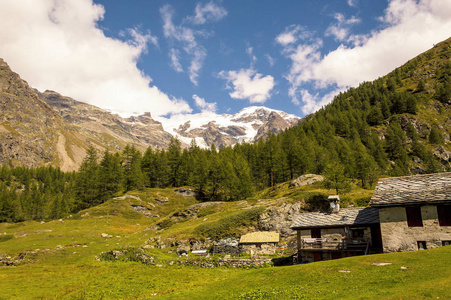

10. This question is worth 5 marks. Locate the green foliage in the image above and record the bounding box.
[305,193,330,212]
[194,207,265,239]
[322,162,351,195]
[429,127,445,145]
[0,234,13,242]
[158,219,175,229]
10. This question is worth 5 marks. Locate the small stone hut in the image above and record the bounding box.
[239,232,280,255]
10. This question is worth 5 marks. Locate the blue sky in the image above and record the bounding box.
[1,0,450,118]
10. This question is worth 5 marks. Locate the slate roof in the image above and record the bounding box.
[290,207,379,230]
[370,172,451,207]
[239,232,280,244]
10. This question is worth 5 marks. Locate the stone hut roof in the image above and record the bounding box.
[290,207,379,230]
[370,172,451,207]
[239,232,280,244]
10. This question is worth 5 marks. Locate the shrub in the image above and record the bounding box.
[0,235,13,242]
[157,219,174,229]
[305,193,329,212]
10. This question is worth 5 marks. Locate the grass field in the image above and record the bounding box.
[1,187,450,299]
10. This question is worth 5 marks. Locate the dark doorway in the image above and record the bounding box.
[311,228,321,238]
[370,224,383,249]
[331,252,342,260]
[313,252,322,262]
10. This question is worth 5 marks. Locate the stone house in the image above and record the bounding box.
[239,232,280,255]
[291,196,382,263]
[370,172,451,252]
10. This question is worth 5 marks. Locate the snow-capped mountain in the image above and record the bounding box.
[156,106,301,148]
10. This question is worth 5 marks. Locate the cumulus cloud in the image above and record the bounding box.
[186,2,227,25]
[218,68,275,103]
[193,94,217,112]
[278,0,451,114]
[0,0,191,117]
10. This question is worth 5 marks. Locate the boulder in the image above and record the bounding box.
[258,202,302,237]
[176,245,190,256]
[289,174,324,188]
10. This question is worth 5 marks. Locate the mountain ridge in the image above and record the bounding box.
[0,58,300,170]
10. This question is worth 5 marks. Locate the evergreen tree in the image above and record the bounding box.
[167,138,182,187]
[122,145,145,191]
[322,162,351,195]
[99,150,123,201]
[75,146,100,210]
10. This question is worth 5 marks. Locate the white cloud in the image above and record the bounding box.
[161,3,226,86]
[265,54,275,67]
[347,0,359,7]
[325,13,361,42]
[219,68,275,103]
[275,25,312,46]
[246,47,257,66]
[0,0,191,117]
[279,0,451,114]
[169,48,183,72]
[186,2,227,25]
[193,94,217,112]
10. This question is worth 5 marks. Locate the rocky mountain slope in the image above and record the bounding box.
[0,58,87,171]
[38,90,173,150]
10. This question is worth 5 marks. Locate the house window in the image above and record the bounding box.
[311,228,321,238]
[406,206,423,227]
[442,241,451,246]
[437,205,451,226]
[417,241,427,250]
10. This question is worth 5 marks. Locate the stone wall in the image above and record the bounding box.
[241,243,276,255]
[379,205,451,252]
[177,257,273,268]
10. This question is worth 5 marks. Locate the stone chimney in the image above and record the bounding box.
[328,195,340,214]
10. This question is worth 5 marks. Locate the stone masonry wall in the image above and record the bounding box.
[379,205,451,252]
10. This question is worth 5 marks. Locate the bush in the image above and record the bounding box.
[157,219,174,229]
[0,235,13,242]
[305,193,329,212]
[194,207,265,240]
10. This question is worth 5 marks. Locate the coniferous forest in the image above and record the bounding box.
[1,41,450,223]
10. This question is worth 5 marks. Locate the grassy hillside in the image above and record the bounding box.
[1,186,450,299]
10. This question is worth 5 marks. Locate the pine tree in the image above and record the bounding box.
[322,162,351,195]
[75,146,100,210]
[122,145,145,191]
[99,150,123,201]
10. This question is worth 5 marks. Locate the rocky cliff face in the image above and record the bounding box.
[39,90,173,151]
[0,58,86,171]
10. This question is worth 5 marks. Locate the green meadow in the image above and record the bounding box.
[0,188,450,299]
